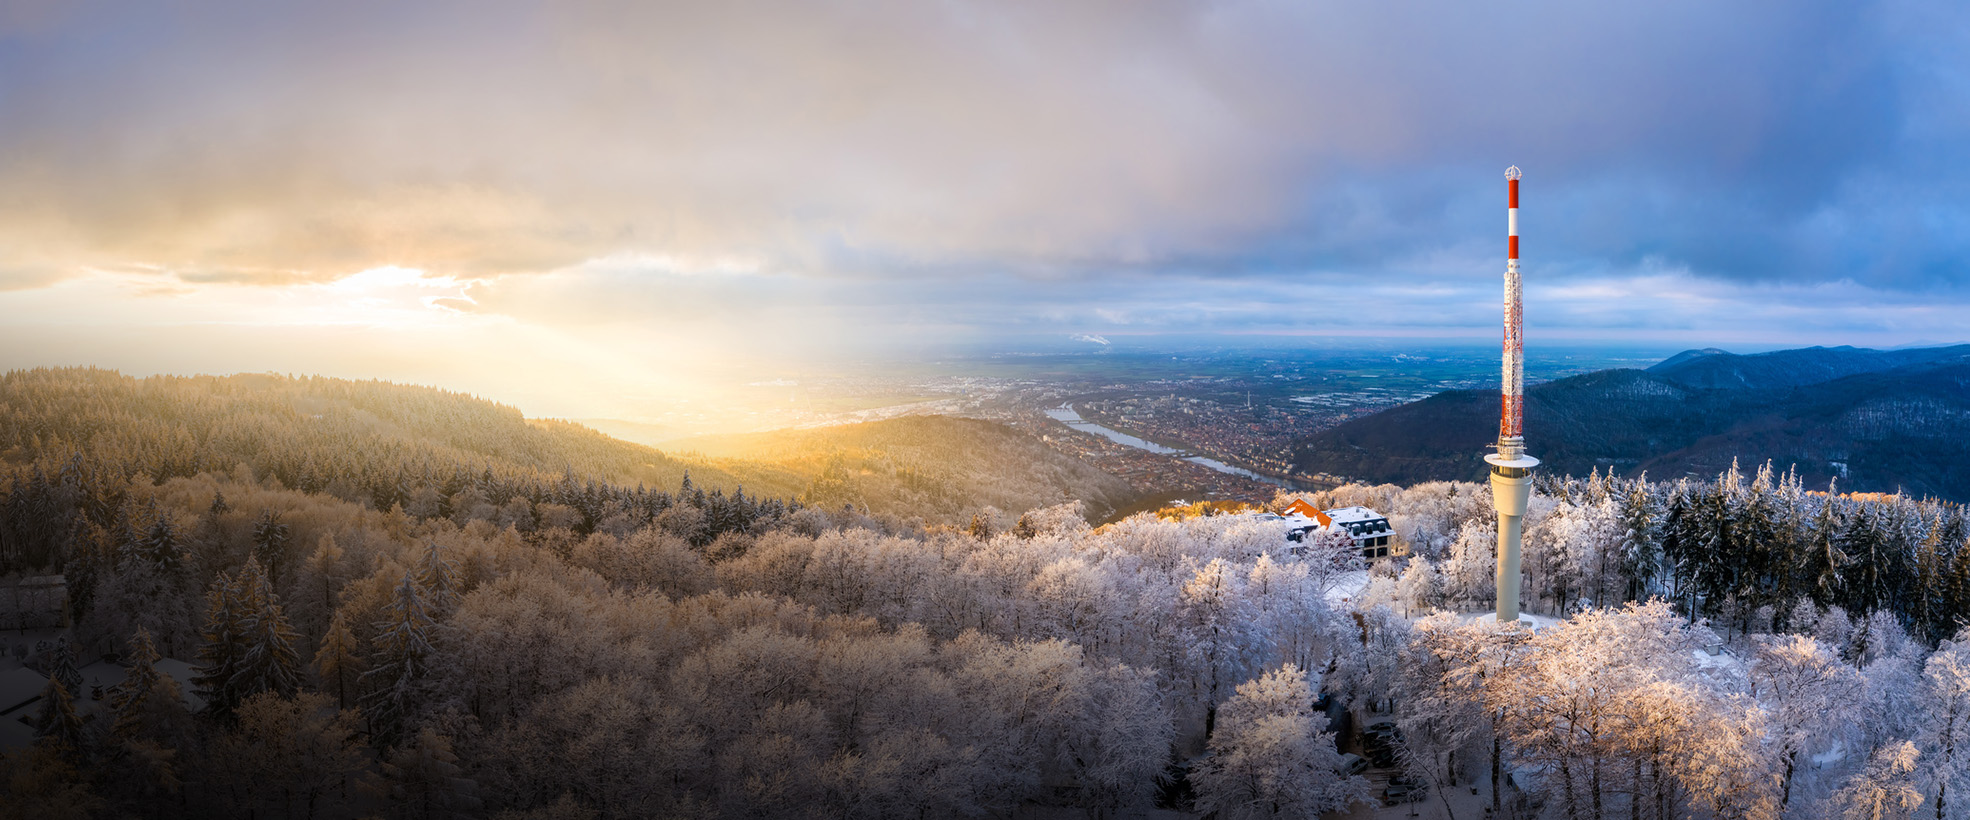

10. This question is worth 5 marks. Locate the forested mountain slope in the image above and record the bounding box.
[677,415,1138,522]
[10,363,1970,817]
[1291,356,1970,500]
[1647,344,1970,390]
[0,368,1131,528]
[0,367,780,501]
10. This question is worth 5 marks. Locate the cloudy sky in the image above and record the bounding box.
[1,0,1965,416]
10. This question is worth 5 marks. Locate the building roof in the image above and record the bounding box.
[1282,499,1332,527]
[1323,505,1386,525]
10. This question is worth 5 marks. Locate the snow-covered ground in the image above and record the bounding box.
[1324,569,1370,606]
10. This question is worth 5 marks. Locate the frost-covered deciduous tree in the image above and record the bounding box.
[1499,603,1701,820]
[1752,633,1865,808]
[1178,557,1253,736]
[1398,614,1511,796]
[1441,519,1497,610]
[1920,636,1970,820]
[1061,662,1173,817]
[1397,557,1441,618]
[1830,741,1925,820]
[1192,664,1370,818]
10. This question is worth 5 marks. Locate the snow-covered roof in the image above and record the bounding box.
[1323,506,1387,524]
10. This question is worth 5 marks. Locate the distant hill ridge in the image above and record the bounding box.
[1291,344,1970,501]
[1646,344,1970,390]
[0,368,1133,524]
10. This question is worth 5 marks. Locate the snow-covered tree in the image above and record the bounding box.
[414,541,460,619]
[1178,558,1253,736]
[1919,636,1970,820]
[1062,662,1174,815]
[1441,519,1497,609]
[315,609,363,710]
[106,627,189,746]
[1830,741,1924,820]
[1752,633,1865,808]
[1192,664,1370,818]
[31,676,85,757]
[193,570,247,717]
[251,509,291,580]
[1396,557,1441,617]
[231,559,303,702]
[1617,476,1664,601]
[361,572,444,744]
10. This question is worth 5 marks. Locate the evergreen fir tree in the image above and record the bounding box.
[193,569,247,718]
[1733,463,1781,621]
[361,572,441,745]
[208,490,230,517]
[1770,467,1811,620]
[1690,476,1736,617]
[1804,484,1848,609]
[130,505,186,577]
[32,676,85,757]
[1661,480,1698,615]
[1840,500,1890,615]
[1914,513,1949,641]
[1880,496,1923,618]
[1617,475,1662,602]
[315,609,363,711]
[414,542,460,619]
[107,626,186,743]
[231,559,302,702]
[49,637,82,697]
[1948,534,1970,638]
[251,509,291,580]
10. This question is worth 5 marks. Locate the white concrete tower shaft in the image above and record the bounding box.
[1485,166,1538,623]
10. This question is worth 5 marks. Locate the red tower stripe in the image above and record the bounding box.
[1509,179,1519,209]
[1509,236,1519,259]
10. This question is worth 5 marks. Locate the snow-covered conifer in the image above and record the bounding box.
[32,676,85,756]
[231,558,302,702]
[107,627,188,744]
[362,572,443,744]
[315,609,363,710]
[251,509,290,579]
[414,541,460,619]
[193,568,247,716]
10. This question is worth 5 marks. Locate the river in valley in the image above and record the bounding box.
[1044,404,1310,490]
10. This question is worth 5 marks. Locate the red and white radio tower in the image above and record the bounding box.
[1484,165,1538,623]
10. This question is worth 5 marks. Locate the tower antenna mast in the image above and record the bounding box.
[1485,166,1538,623]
